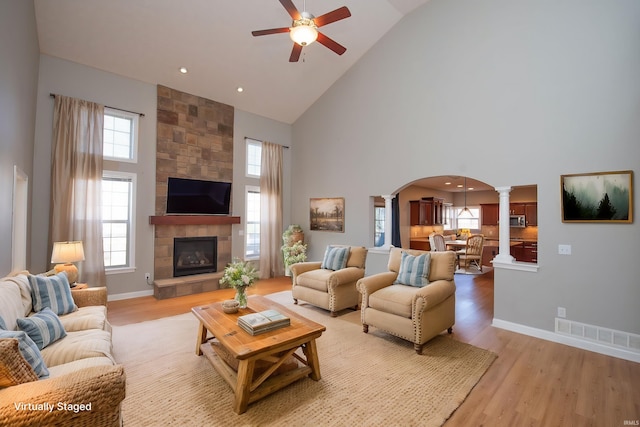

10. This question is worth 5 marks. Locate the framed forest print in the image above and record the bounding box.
[561,170,633,223]
[310,197,345,232]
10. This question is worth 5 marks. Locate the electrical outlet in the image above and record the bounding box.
[145,273,151,281]
[557,307,566,318]
[558,244,572,255]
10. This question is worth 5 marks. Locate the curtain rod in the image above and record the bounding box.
[245,136,289,149]
[49,93,145,117]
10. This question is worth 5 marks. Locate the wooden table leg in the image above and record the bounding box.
[233,359,255,414]
[303,339,322,381]
[195,322,208,356]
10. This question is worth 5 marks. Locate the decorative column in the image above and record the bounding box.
[381,194,395,250]
[493,186,515,263]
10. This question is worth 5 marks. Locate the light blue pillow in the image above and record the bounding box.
[28,272,77,315]
[0,316,6,330]
[394,251,431,287]
[321,246,350,271]
[17,307,67,350]
[0,330,49,378]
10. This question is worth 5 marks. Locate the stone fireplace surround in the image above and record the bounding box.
[151,85,238,299]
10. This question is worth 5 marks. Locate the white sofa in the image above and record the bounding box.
[0,272,125,427]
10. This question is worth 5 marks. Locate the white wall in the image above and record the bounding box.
[0,0,40,276]
[291,0,640,335]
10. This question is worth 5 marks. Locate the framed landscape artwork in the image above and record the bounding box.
[561,170,633,223]
[310,197,345,232]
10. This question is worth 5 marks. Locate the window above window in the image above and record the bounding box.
[246,139,262,178]
[104,108,138,162]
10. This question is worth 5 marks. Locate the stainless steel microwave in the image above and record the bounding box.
[510,215,526,227]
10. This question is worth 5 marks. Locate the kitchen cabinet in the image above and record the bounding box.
[525,203,537,226]
[409,240,430,251]
[481,204,499,226]
[521,242,538,263]
[410,197,444,226]
[509,203,526,215]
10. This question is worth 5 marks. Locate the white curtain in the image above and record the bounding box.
[259,142,284,278]
[50,95,107,287]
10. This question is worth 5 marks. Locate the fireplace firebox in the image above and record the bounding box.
[173,236,217,277]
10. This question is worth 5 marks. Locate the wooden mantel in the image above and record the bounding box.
[149,215,241,226]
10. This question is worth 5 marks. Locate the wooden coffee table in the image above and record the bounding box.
[192,295,326,414]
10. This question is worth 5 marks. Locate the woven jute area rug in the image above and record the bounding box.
[113,291,496,426]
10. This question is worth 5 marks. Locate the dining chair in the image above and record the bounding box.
[431,233,446,252]
[456,234,484,271]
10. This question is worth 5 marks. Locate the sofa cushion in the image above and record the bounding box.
[17,307,67,350]
[394,251,431,288]
[0,338,39,386]
[321,246,349,271]
[59,305,110,333]
[47,356,115,379]
[369,284,415,318]
[40,329,114,368]
[29,273,78,315]
[0,330,49,379]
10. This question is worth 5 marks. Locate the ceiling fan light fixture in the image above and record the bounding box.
[290,18,318,46]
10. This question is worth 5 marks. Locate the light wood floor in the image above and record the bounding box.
[107,271,640,426]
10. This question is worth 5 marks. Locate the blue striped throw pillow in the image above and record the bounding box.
[321,246,350,271]
[17,307,67,350]
[0,330,49,379]
[0,315,6,330]
[394,251,431,287]
[28,272,77,315]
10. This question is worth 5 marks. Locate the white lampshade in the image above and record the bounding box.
[290,24,318,46]
[51,241,85,263]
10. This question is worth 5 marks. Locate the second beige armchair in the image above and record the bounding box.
[290,245,368,317]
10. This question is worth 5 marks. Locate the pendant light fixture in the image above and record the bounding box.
[458,176,474,219]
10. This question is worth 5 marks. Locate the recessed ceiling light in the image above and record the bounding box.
[237,87,244,93]
[444,182,451,185]
[468,187,475,190]
[457,184,464,188]
[179,67,188,74]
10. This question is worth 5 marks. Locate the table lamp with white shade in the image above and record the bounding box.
[51,241,85,284]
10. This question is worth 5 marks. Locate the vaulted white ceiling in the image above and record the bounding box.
[34,0,430,124]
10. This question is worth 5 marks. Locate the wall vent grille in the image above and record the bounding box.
[555,318,640,353]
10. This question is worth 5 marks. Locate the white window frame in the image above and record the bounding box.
[374,204,385,247]
[102,171,136,274]
[103,108,139,163]
[245,185,260,259]
[453,206,481,230]
[246,138,262,178]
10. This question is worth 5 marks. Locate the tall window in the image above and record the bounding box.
[245,186,260,258]
[246,139,262,177]
[102,172,135,270]
[374,205,385,247]
[103,108,138,162]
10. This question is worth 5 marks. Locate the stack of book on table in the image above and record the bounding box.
[237,309,290,335]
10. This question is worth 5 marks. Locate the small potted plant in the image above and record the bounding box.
[281,240,308,276]
[219,258,259,308]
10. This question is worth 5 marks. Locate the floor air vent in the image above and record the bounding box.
[555,318,640,353]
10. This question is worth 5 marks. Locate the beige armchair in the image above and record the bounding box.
[290,246,368,317]
[356,248,456,353]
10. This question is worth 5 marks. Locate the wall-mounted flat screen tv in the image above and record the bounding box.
[166,177,232,215]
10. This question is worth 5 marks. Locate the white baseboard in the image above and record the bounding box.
[107,289,154,301]
[492,318,640,363]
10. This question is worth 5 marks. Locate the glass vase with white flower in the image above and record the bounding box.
[219,258,259,308]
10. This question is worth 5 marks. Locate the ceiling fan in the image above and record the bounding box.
[252,0,351,62]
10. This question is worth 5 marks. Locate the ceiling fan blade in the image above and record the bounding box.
[279,0,301,20]
[252,27,291,37]
[289,43,303,62]
[314,6,351,27]
[316,32,347,55]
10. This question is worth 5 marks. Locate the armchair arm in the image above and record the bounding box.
[356,272,397,299]
[325,267,365,290]
[290,262,322,283]
[71,287,108,307]
[413,280,456,313]
[0,365,125,427]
